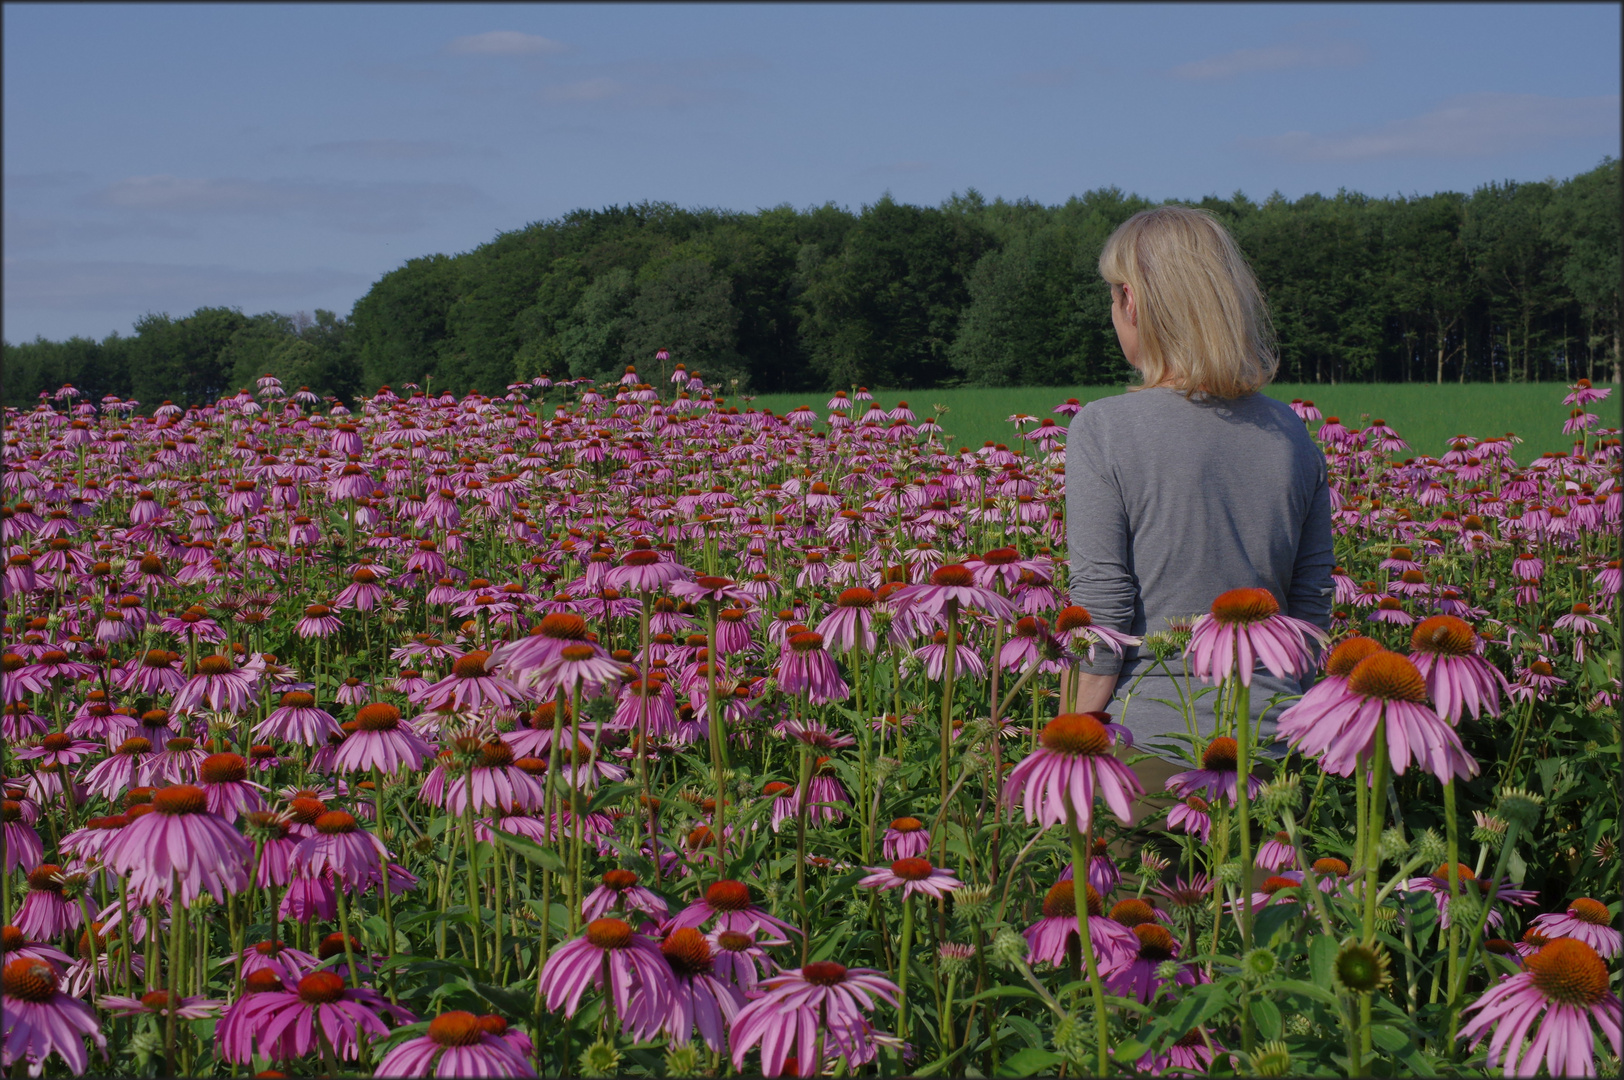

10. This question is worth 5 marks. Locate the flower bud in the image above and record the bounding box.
[1257,772,1301,816]
[1495,786,1544,829]
[1214,859,1244,889]
[1412,828,1447,866]
[953,886,994,925]
[663,1045,702,1078]
[989,927,1028,968]
[1378,827,1408,862]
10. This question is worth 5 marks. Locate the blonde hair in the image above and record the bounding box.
[1098,206,1277,399]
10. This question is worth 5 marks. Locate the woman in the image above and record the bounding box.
[1064,205,1334,786]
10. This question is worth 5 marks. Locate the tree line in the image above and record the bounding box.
[4,158,1617,408]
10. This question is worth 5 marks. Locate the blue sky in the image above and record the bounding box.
[4,2,1618,344]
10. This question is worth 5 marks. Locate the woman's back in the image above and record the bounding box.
[1065,387,1334,745]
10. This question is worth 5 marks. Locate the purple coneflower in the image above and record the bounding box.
[171,654,258,714]
[15,866,80,939]
[1255,831,1300,871]
[3,800,45,872]
[240,939,318,983]
[2,957,107,1077]
[1528,897,1622,959]
[1166,795,1212,843]
[671,879,801,943]
[1277,647,1477,783]
[881,816,930,860]
[1408,615,1507,723]
[777,631,849,704]
[1459,938,1622,1077]
[1187,587,1326,687]
[1004,712,1144,834]
[1103,923,1205,1003]
[1023,879,1140,972]
[374,1010,537,1078]
[889,563,1016,625]
[859,857,962,900]
[229,970,413,1062]
[728,960,899,1078]
[1403,863,1537,930]
[255,690,341,747]
[101,784,251,905]
[414,650,524,712]
[658,927,744,1052]
[815,587,879,654]
[538,917,673,1023]
[1165,737,1264,807]
[581,868,670,923]
[294,603,342,638]
[291,810,387,888]
[331,703,434,774]
[197,752,265,821]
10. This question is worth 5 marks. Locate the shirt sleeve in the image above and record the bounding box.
[1287,451,1335,632]
[1065,405,1137,677]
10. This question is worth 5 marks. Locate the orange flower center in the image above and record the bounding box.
[890,816,923,833]
[279,691,316,708]
[559,644,596,663]
[788,631,825,653]
[428,1011,485,1047]
[1347,652,1427,702]
[297,971,346,1005]
[706,880,752,911]
[661,927,714,976]
[1411,616,1475,656]
[199,753,247,784]
[602,869,638,891]
[195,655,234,676]
[1315,858,1351,877]
[1111,899,1157,928]
[1202,737,1238,772]
[837,588,876,608]
[802,960,848,986]
[1054,606,1093,631]
[243,969,284,994]
[1526,938,1609,1006]
[929,564,973,587]
[1209,588,1279,624]
[153,785,207,815]
[354,703,401,732]
[1040,713,1112,756]
[315,811,358,835]
[1042,879,1104,919]
[453,651,491,678]
[584,918,633,950]
[1259,876,1299,896]
[890,858,934,881]
[538,613,589,640]
[1134,923,1177,961]
[1569,898,1612,926]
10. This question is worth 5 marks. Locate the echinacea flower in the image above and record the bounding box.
[538,918,673,1023]
[581,868,670,923]
[657,927,744,1053]
[1004,712,1144,834]
[671,879,801,943]
[2,957,107,1077]
[331,703,434,775]
[1164,736,1264,807]
[373,1010,537,1078]
[1276,649,1478,783]
[1186,588,1327,688]
[15,867,81,940]
[100,784,251,905]
[291,810,388,888]
[777,631,849,705]
[1459,938,1622,1078]
[255,691,342,747]
[859,857,962,900]
[1023,879,1140,972]
[1408,616,1508,723]
[1103,923,1205,1003]
[1528,898,1622,959]
[227,970,413,1062]
[197,752,266,821]
[881,816,930,860]
[888,563,1016,625]
[728,960,899,1078]
[171,654,258,714]
[413,651,524,712]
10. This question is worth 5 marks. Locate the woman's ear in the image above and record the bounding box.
[1121,283,1137,326]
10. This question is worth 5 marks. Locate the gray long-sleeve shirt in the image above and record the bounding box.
[1064,388,1335,750]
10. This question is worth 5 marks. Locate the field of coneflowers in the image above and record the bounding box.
[1,369,1618,1079]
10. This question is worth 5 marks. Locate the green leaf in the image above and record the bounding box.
[487,828,566,873]
[1309,933,1337,988]
[587,781,640,814]
[1273,978,1339,1007]
[1250,997,1282,1041]
[459,978,534,1019]
[995,1047,1064,1076]
[1370,1024,1408,1053]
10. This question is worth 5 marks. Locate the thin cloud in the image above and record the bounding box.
[3,211,195,252]
[5,170,92,191]
[3,257,369,312]
[1169,39,1366,80]
[308,139,493,161]
[447,30,567,56]
[86,175,484,233]
[1251,93,1621,161]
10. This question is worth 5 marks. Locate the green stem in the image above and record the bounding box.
[1234,681,1254,953]
[1068,819,1109,1077]
[897,894,914,1043]
[1363,719,1390,945]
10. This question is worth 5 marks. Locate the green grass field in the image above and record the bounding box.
[740,383,1597,460]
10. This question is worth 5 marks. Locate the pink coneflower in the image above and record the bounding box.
[889,563,1017,625]
[1103,923,1205,1003]
[777,631,849,704]
[149,736,206,786]
[101,784,251,905]
[729,960,899,1078]
[913,628,987,680]
[581,868,670,923]
[1400,617,1505,725]
[538,917,673,1023]
[2,801,44,872]
[82,736,154,802]
[217,969,301,1064]
[1276,649,1478,783]
[2,957,107,1076]
[527,641,626,700]
[859,857,962,900]
[171,654,258,714]
[374,1010,537,1078]
[657,927,744,1052]
[228,970,413,1062]
[1004,712,1144,834]
[291,810,387,888]
[334,676,370,706]
[15,866,80,939]
[706,928,771,994]
[815,588,879,654]
[331,703,433,774]
[1023,879,1140,972]
[100,987,221,1020]
[1255,831,1301,871]
[1135,1027,1226,1074]
[1404,863,1537,930]
[881,816,930,859]
[12,732,97,773]
[240,939,319,984]
[1528,898,1622,959]
[1368,597,1415,626]
[1509,657,1567,703]
[197,753,265,821]
[430,739,545,814]
[1186,588,1326,688]
[1459,938,1622,1077]
[671,879,800,943]
[413,650,524,712]
[606,544,690,592]
[1166,795,1212,843]
[332,566,386,611]
[255,690,341,747]
[1165,737,1264,807]
[294,603,342,638]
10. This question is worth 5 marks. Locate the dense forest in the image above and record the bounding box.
[3,158,1617,408]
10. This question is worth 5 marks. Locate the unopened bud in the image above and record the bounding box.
[1378,827,1408,862]
[1413,828,1447,865]
[989,927,1028,967]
